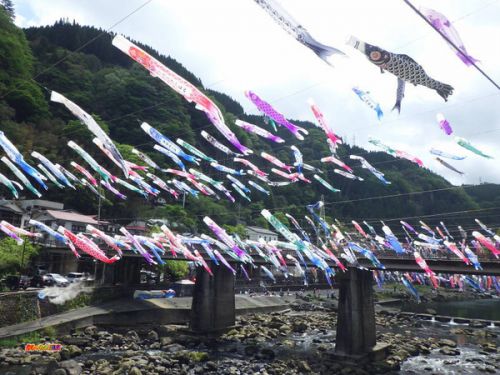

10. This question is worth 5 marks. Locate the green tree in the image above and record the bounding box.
[223,224,247,238]
[1,0,14,20]
[161,260,189,282]
[0,238,39,276]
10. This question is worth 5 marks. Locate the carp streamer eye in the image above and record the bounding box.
[370,51,381,61]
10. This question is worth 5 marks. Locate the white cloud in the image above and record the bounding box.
[13,0,500,184]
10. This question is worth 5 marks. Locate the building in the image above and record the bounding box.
[33,210,100,236]
[245,226,278,242]
[125,220,148,236]
[0,200,24,226]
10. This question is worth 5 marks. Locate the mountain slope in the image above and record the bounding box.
[0,13,496,234]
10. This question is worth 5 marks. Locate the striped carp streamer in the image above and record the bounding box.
[347,36,453,112]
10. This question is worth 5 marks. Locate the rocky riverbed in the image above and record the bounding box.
[0,298,499,374]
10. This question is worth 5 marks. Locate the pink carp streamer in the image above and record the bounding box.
[59,227,120,264]
[261,152,293,172]
[308,99,341,142]
[112,35,251,155]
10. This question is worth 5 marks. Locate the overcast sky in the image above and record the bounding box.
[13,0,500,185]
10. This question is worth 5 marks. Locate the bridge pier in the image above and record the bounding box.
[335,267,376,356]
[190,265,235,333]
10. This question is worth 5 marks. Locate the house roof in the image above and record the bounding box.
[45,210,100,225]
[246,226,278,236]
[0,201,23,214]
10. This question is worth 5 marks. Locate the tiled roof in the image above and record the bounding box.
[45,210,99,225]
[246,226,277,236]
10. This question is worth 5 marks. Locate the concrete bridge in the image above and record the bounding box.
[38,246,500,358]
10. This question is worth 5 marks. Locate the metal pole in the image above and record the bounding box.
[20,209,33,272]
[97,179,105,285]
[402,0,500,90]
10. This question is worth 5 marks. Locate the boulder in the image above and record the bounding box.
[438,339,457,348]
[59,359,83,375]
[83,326,98,337]
[126,330,140,341]
[147,330,159,342]
[129,367,142,375]
[470,320,488,328]
[111,334,124,345]
[244,344,259,356]
[439,347,460,356]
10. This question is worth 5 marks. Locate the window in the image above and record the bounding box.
[71,224,85,232]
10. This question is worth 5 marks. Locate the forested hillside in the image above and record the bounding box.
[0,9,497,235]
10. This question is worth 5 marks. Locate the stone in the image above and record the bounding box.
[292,322,308,333]
[297,361,312,373]
[52,370,67,375]
[439,347,460,356]
[147,330,159,342]
[59,359,83,375]
[470,320,488,328]
[129,367,142,375]
[61,336,91,346]
[111,333,124,345]
[244,344,259,356]
[127,330,140,341]
[160,337,174,346]
[260,348,275,360]
[438,339,457,348]
[83,326,98,336]
[205,361,217,371]
[164,344,186,353]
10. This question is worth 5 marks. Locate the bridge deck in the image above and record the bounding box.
[43,247,500,276]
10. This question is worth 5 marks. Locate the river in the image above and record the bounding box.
[400,298,500,321]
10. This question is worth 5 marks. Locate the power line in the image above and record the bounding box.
[402,0,500,90]
[361,206,500,224]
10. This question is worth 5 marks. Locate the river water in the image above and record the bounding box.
[400,298,500,321]
[399,298,500,374]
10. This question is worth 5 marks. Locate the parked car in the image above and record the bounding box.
[33,265,48,275]
[66,272,86,283]
[45,273,70,287]
[31,274,54,287]
[2,275,31,290]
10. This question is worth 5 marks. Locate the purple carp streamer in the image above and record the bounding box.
[420,6,479,66]
[245,91,308,140]
[235,119,284,143]
[112,35,251,155]
[253,0,345,65]
[436,113,453,135]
